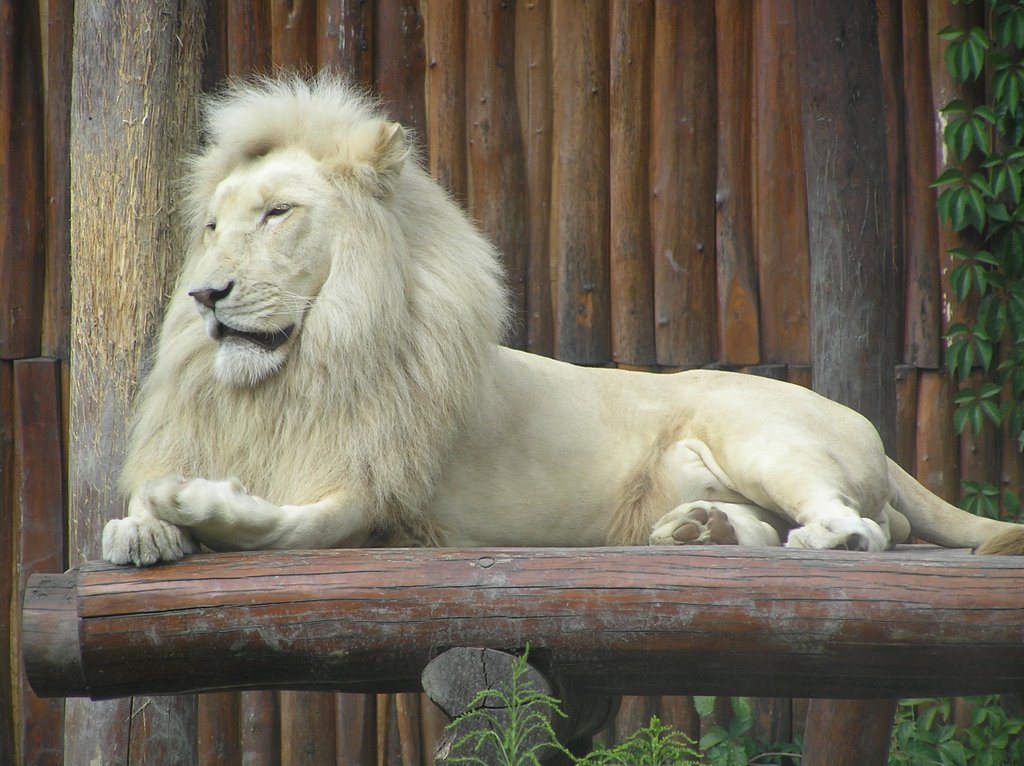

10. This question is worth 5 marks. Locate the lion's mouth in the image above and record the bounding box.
[214,321,294,351]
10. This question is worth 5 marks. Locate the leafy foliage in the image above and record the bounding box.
[696,697,802,766]
[890,697,1024,766]
[932,0,1024,521]
[578,717,702,766]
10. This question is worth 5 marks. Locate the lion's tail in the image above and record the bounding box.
[888,458,1024,555]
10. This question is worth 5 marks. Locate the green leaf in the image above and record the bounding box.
[933,167,965,187]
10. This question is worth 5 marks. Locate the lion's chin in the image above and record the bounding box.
[213,340,288,387]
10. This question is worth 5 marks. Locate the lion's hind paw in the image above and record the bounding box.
[650,503,739,546]
[101,515,198,567]
[784,517,887,552]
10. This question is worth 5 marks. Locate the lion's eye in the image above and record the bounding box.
[205,220,216,232]
[263,203,293,222]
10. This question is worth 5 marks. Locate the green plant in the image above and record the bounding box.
[933,0,1024,521]
[441,647,573,766]
[441,650,707,765]
[890,697,1024,766]
[578,716,702,766]
[696,697,802,766]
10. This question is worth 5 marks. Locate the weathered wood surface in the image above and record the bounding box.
[24,546,1024,701]
[608,0,655,368]
[803,698,898,766]
[0,0,45,360]
[651,0,717,368]
[900,0,941,368]
[551,0,610,364]
[11,361,67,766]
[715,0,759,367]
[753,0,810,365]
[796,2,899,453]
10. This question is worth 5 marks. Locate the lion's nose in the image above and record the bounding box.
[188,281,234,309]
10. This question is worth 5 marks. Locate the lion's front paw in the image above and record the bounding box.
[101,515,198,566]
[650,503,739,546]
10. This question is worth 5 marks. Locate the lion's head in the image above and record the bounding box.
[181,80,427,387]
[122,75,509,523]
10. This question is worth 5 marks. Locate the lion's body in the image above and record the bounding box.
[103,75,1024,567]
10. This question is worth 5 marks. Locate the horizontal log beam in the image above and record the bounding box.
[22,546,1024,700]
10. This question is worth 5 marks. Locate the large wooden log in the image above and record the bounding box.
[23,546,1024,701]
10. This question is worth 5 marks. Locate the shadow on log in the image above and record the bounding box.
[21,546,1024,701]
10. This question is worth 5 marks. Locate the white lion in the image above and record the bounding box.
[102,75,1024,567]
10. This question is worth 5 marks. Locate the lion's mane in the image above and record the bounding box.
[120,75,510,540]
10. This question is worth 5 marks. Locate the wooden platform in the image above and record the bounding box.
[22,545,1022,701]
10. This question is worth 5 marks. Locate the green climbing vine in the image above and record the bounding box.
[934,0,1024,520]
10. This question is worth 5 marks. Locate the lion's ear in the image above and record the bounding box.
[373,122,407,191]
[330,119,409,199]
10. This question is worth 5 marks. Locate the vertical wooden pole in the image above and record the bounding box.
[43,0,74,359]
[715,0,760,366]
[336,693,375,766]
[11,360,66,766]
[551,0,610,364]
[795,5,898,763]
[374,0,426,134]
[281,691,336,766]
[901,0,942,368]
[66,2,206,764]
[226,0,272,76]
[753,0,811,365]
[802,699,897,766]
[198,693,241,764]
[515,0,554,357]
[270,0,317,69]
[609,0,655,367]
[318,0,375,87]
[0,362,12,761]
[0,0,45,360]
[877,0,906,353]
[894,365,919,471]
[916,370,960,501]
[928,1,984,341]
[240,690,281,766]
[796,2,898,451]
[650,0,717,368]
[467,1,529,348]
[423,0,467,200]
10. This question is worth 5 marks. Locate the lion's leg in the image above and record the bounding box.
[649,501,784,547]
[102,475,374,566]
[672,437,894,552]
